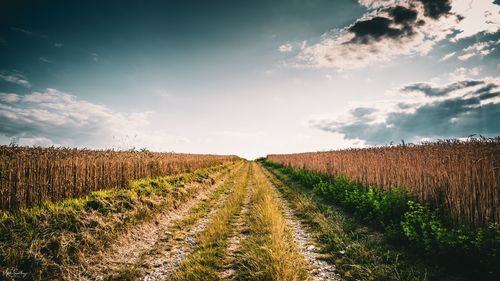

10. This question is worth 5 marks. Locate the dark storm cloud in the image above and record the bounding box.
[417,0,452,19]
[347,5,419,44]
[475,83,499,96]
[348,15,413,44]
[388,5,418,24]
[347,1,451,45]
[401,80,485,96]
[310,78,500,144]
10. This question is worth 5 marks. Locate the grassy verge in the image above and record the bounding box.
[234,163,310,281]
[259,159,499,281]
[259,162,430,280]
[0,160,242,281]
[173,162,251,280]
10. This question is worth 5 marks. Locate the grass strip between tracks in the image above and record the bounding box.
[173,162,251,280]
[234,163,310,281]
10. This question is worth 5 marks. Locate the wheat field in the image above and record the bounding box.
[268,138,500,226]
[0,146,238,211]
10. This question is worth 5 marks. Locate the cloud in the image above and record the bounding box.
[214,130,266,138]
[457,39,497,60]
[11,26,51,41]
[440,51,456,61]
[0,93,20,103]
[310,75,500,144]
[0,70,31,88]
[39,57,52,63]
[457,53,475,61]
[11,27,34,36]
[451,0,500,41]
[348,7,416,43]
[279,43,293,52]
[296,0,499,69]
[418,0,452,19]
[401,79,485,96]
[11,26,65,47]
[300,40,307,50]
[358,0,398,8]
[0,89,186,149]
[91,53,99,62]
[449,66,482,80]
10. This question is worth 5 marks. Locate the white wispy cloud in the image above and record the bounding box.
[0,89,188,149]
[11,27,34,36]
[11,26,66,49]
[39,57,52,63]
[357,0,397,8]
[448,66,482,80]
[457,53,475,61]
[279,43,293,52]
[0,70,31,88]
[440,51,456,61]
[91,53,99,62]
[458,39,497,61]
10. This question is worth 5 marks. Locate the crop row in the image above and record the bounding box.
[0,146,238,211]
[267,138,499,226]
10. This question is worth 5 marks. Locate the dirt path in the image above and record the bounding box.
[140,162,250,280]
[259,165,341,281]
[77,162,245,280]
[140,198,221,280]
[78,161,340,281]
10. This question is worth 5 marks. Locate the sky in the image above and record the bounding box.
[0,0,499,159]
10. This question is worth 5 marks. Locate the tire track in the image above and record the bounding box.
[142,162,250,281]
[218,168,254,280]
[78,162,244,280]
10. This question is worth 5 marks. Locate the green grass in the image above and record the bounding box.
[0,161,241,281]
[258,159,499,281]
[259,164,426,280]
